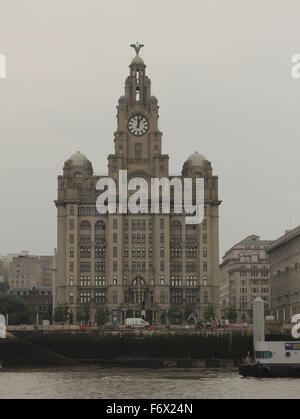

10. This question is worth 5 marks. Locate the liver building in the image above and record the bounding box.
[55,44,221,325]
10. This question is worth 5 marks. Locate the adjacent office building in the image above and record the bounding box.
[220,235,272,322]
[267,226,300,322]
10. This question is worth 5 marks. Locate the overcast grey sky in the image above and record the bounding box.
[1,0,300,259]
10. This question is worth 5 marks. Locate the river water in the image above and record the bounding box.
[0,367,299,399]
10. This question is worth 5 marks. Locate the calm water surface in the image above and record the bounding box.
[0,367,299,399]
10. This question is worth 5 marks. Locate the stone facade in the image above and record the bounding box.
[220,235,272,322]
[55,48,221,325]
[267,226,300,322]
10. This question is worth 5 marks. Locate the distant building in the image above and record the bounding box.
[220,235,272,322]
[8,254,55,290]
[267,226,300,322]
[0,260,4,283]
[8,287,52,325]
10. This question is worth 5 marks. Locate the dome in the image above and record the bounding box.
[187,151,207,166]
[148,96,158,104]
[118,95,128,104]
[131,55,145,66]
[67,151,89,166]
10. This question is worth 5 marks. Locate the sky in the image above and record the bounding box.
[1,0,300,259]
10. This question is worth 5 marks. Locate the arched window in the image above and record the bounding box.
[80,221,91,230]
[132,277,145,286]
[95,221,106,231]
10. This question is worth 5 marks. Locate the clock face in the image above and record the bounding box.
[127,114,149,137]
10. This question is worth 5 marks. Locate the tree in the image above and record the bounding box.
[0,293,29,325]
[226,306,238,324]
[166,307,176,326]
[76,303,90,325]
[53,304,69,324]
[95,307,110,328]
[204,304,215,321]
[183,305,194,322]
[126,309,133,319]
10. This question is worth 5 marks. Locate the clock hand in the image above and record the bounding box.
[137,115,142,129]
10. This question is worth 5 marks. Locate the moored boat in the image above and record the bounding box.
[239,298,300,378]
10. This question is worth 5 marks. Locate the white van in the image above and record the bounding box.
[126,318,149,329]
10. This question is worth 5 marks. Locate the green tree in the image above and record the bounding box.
[226,306,238,324]
[76,303,90,325]
[126,309,133,319]
[0,293,29,325]
[95,307,110,328]
[53,304,69,324]
[204,304,215,321]
[166,307,176,326]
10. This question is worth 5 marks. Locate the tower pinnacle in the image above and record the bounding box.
[130,42,145,56]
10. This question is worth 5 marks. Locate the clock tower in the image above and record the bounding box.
[108,43,169,181]
[55,43,221,326]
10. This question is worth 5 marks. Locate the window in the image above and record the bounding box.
[95,247,105,258]
[113,276,118,286]
[95,291,106,305]
[160,219,164,229]
[186,289,197,305]
[160,247,164,257]
[95,221,106,231]
[95,276,106,287]
[186,262,197,272]
[160,275,165,285]
[171,221,182,243]
[80,276,91,287]
[171,290,182,305]
[95,262,105,272]
[79,291,90,304]
[113,233,117,243]
[70,248,74,258]
[113,219,118,229]
[113,247,117,257]
[136,87,140,102]
[135,143,142,160]
[81,247,91,258]
[80,221,91,231]
[256,351,273,359]
[80,262,91,273]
